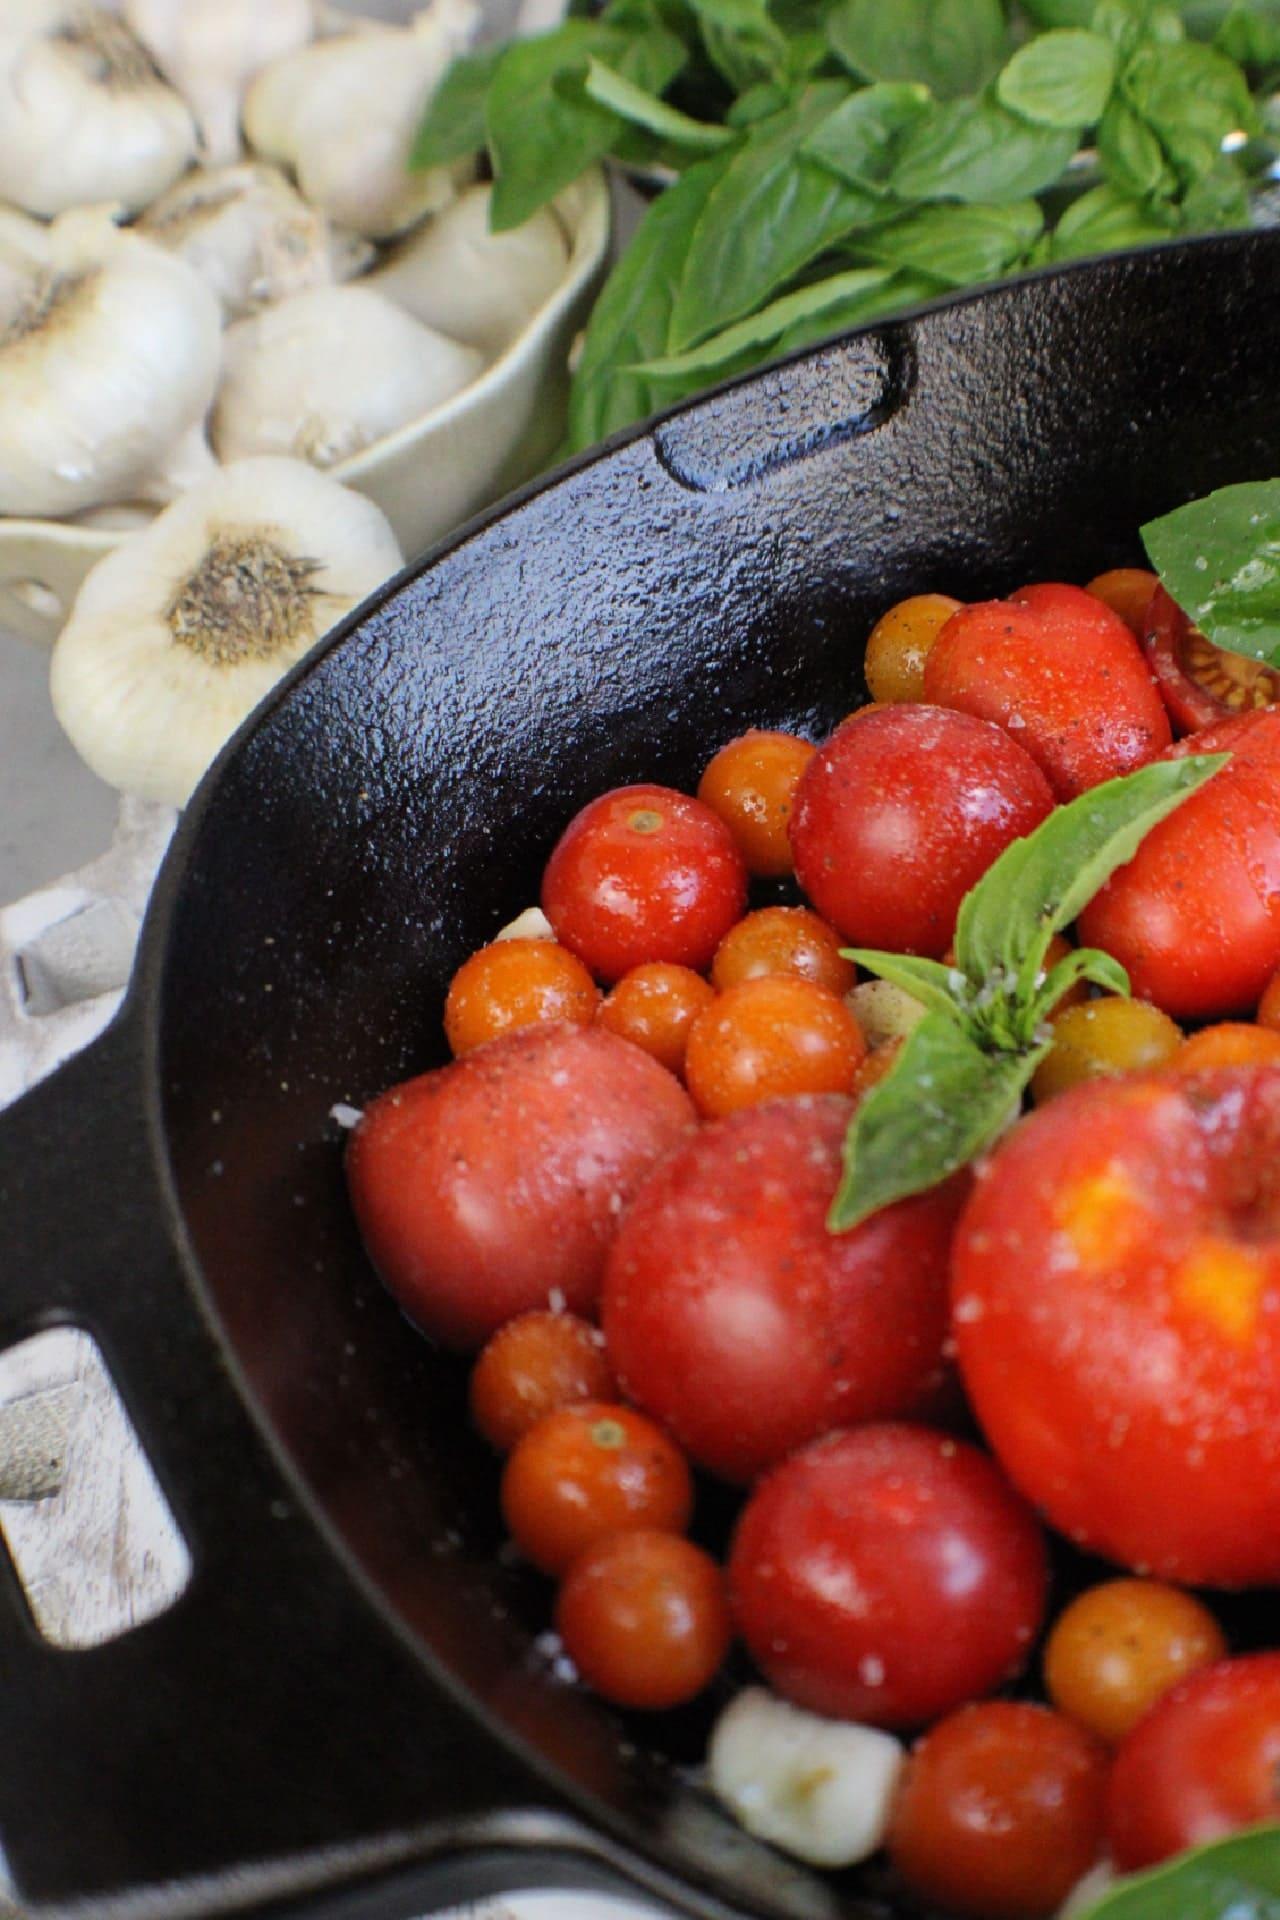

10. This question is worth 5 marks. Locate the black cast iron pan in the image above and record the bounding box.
[4,231,1280,1920]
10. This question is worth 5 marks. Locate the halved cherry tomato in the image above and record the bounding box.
[1044,1578,1226,1745]
[470,1310,616,1452]
[1144,584,1280,735]
[556,1530,731,1710]
[501,1401,692,1576]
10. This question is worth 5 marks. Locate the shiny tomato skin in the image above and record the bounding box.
[954,1066,1280,1586]
[925,582,1171,799]
[789,706,1054,957]
[1079,710,1280,1020]
[729,1424,1048,1728]
[501,1401,692,1575]
[347,1024,694,1349]
[556,1530,731,1710]
[601,1097,964,1482]
[1107,1653,1280,1870]
[1145,584,1280,735]
[542,784,747,982]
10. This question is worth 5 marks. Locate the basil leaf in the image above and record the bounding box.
[583,58,734,146]
[1092,0,1186,53]
[890,98,1080,202]
[828,0,1008,100]
[1120,39,1259,186]
[686,0,790,91]
[1075,1825,1280,1920]
[1142,480,1280,663]
[1050,180,1177,256]
[410,47,504,170]
[769,266,946,351]
[566,148,736,449]
[727,80,794,124]
[829,1013,1041,1232]
[1180,155,1252,227]
[487,22,686,231]
[842,950,966,1020]
[1098,94,1176,196]
[1029,944,1130,1023]
[998,29,1118,127]
[669,84,900,352]
[1024,0,1099,22]
[633,264,896,374]
[954,754,1228,987]
[801,81,932,190]
[1214,2,1280,66]
[860,198,1044,283]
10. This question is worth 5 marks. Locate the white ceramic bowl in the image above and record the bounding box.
[0,168,610,648]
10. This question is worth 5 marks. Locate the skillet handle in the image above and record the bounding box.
[0,1016,698,1918]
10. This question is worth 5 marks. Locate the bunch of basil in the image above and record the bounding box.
[414,0,1279,450]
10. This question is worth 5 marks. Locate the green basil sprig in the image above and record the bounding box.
[828,753,1227,1233]
[1075,1824,1280,1920]
[1142,478,1280,667]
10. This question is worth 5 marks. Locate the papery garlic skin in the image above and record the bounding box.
[0,2,196,218]
[213,285,484,470]
[51,456,403,807]
[140,163,372,321]
[0,213,222,519]
[0,205,49,332]
[124,0,314,166]
[243,2,480,240]
[372,186,569,356]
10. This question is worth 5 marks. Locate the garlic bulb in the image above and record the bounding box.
[243,1,480,240]
[50,457,404,806]
[213,285,484,469]
[0,2,196,218]
[124,0,314,167]
[372,186,569,356]
[140,163,374,321]
[0,210,222,519]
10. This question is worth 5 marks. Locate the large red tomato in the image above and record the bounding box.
[347,1023,694,1348]
[953,1065,1280,1586]
[729,1424,1048,1728]
[1079,709,1280,1020]
[601,1096,964,1482]
[924,582,1171,799]
[788,706,1054,957]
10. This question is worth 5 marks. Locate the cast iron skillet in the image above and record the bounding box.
[4,231,1280,1920]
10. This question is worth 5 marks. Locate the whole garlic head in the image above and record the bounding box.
[124,0,315,167]
[140,163,374,322]
[243,0,480,240]
[213,284,484,470]
[0,1,197,218]
[50,456,404,806]
[372,185,569,356]
[0,210,222,519]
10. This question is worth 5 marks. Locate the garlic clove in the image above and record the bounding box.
[0,213,222,519]
[707,1688,905,1869]
[213,285,485,471]
[0,2,197,218]
[0,205,50,334]
[70,502,159,532]
[846,977,928,1048]
[371,184,570,357]
[124,0,314,167]
[50,455,404,808]
[243,0,480,240]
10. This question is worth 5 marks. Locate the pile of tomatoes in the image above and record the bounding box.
[347,568,1280,1919]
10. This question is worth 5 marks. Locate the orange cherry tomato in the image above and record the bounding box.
[888,1702,1108,1920]
[851,1036,903,1101]
[596,963,715,1078]
[556,1530,731,1710]
[711,905,855,997]
[1085,568,1159,638]
[1044,1579,1226,1745]
[469,1310,616,1453]
[697,729,816,877]
[1260,966,1280,1033]
[1031,998,1183,1104]
[500,1402,692,1576]
[684,975,866,1118]
[864,593,962,703]
[1175,1023,1280,1073]
[444,938,599,1056]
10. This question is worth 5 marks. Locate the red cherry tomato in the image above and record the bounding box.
[889,1702,1109,1919]
[953,1066,1280,1586]
[925,582,1171,799]
[602,1098,964,1482]
[1144,584,1280,735]
[729,1424,1048,1729]
[1079,710,1280,1021]
[789,706,1054,957]
[1107,1654,1280,1871]
[542,784,747,982]
[347,1024,694,1349]
[501,1401,693,1576]
[556,1530,731,1710]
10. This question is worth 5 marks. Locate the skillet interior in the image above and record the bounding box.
[143,232,1280,1917]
